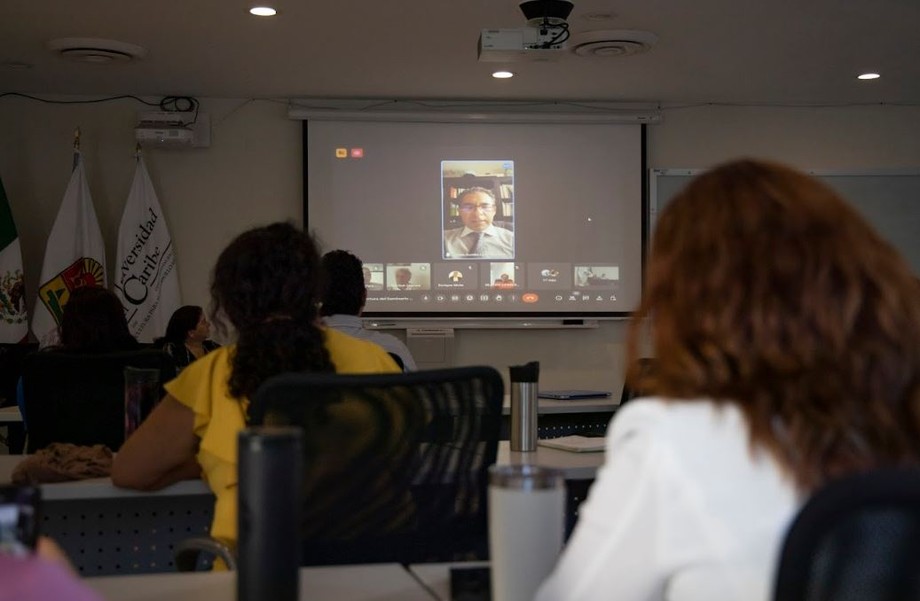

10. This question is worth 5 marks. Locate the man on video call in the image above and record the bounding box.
[443,187,514,259]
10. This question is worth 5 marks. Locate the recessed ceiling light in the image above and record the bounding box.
[857,72,880,80]
[492,70,514,79]
[249,6,277,16]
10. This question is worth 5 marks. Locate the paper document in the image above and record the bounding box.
[537,435,606,453]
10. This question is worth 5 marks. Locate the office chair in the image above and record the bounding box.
[175,366,503,570]
[0,342,38,453]
[21,348,175,452]
[773,467,920,601]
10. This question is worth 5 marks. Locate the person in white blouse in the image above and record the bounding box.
[535,158,920,601]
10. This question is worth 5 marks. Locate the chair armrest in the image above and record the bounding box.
[174,536,237,572]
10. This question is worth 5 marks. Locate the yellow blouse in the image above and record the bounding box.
[165,328,399,555]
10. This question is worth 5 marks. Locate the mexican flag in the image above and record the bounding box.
[31,152,107,347]
[0,176,28,343]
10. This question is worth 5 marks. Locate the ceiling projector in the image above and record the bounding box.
[478,0,574,62]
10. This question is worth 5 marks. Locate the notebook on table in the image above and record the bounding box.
[538,435,606,453]
[538,389,612,400]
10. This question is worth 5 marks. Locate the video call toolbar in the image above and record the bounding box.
[364,261,620,305]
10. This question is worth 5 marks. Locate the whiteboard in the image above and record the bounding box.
[649,169,920,275]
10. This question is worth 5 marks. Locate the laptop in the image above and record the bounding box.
[538,389,612,400]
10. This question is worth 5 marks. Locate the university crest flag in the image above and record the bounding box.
[0,176,28,343]
[114,156,180,342]
[31,152,107,347]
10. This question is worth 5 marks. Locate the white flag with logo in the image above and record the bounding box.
[31,151,107,347]
[0,176,29,343]
[114,156,180,342]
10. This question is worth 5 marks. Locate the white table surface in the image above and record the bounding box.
[0,405,22,422]
[86,564,435,601]
[497,440,605,480]
[501,394,617,415]
[0,439,604,500]
[0,454,213,500]
[409,561,489,601]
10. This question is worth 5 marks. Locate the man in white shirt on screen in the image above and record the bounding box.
[320,250,417,371]
[443,187,514,259]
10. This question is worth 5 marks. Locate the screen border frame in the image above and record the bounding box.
[302,119,648,321]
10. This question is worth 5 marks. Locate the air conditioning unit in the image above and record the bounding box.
[135,111,210,148]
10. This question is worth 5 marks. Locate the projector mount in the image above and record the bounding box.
[519,0,574,48]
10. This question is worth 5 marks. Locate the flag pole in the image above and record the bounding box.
[72,127,81,171]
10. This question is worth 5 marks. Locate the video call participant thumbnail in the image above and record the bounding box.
[443,188,514,260]
[386,264,431,291]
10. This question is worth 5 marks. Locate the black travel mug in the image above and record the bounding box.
[237,426,303,601]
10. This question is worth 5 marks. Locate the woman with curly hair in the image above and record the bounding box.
[112,223,399,553]
[536,159,920,601]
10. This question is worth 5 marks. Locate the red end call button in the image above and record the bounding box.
[522,293,539,303]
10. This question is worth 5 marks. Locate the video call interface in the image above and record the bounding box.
[306,120,643,317]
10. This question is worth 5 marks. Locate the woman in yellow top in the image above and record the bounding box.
[112,223,399,552]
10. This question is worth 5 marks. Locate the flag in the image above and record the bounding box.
[0,176,28,343]
[114,156,180,342]
[31,152,107,347]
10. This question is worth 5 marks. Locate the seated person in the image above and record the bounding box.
[321,250,417,371]
[443,188,513,259]
[536,159,920,601]
[156,305,220,372]
[17,286,139,429]
[112,223,400,560]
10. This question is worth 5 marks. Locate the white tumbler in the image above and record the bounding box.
[488,464,565,601]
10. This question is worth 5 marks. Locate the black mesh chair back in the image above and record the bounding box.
[22,349,175,452]
[773,467,920,601]
[249,366,504,566]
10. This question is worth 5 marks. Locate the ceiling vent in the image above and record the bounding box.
[47,38,147,63]
[569,30,657,58]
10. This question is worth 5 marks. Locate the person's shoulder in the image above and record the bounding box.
[611,397,746,446]
[323,328,398,372]
[177,345,232,378]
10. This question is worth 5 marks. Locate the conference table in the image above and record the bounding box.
[86,564,436,601]
[0,440,606,577]
[500,394,616,439]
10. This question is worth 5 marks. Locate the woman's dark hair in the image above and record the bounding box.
[162,305,204,345]
[211,222,334,400]
[59,286,139,352]
[320,250,365,317]
[627,158,920,492]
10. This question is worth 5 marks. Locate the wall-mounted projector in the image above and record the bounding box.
[135,110,210,148]
[478,28,568,62]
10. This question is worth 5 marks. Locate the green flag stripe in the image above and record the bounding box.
[0,177,18,250]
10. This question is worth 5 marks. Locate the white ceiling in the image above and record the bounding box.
[2,0,919,106]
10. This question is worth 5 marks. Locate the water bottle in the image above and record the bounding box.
[509,361,540,451]
[237,426,302,601]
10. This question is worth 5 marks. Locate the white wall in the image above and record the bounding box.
[3,98,919,392]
